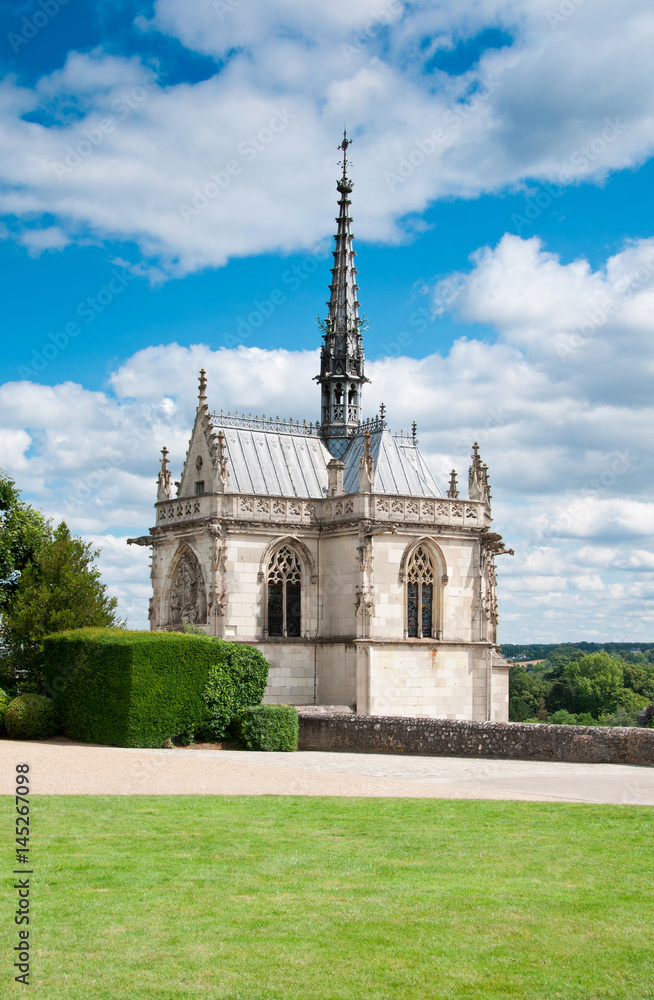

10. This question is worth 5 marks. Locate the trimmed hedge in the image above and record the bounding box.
[235,704,299,752]
[203,643,269,739]
[5,694,59,740]
[42,628,269,748]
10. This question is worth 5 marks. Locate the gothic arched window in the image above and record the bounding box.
[406,545,436,638]
[267,545,302,637]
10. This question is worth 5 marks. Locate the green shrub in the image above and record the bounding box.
[43,628,269,748]
[0,687,10,732]
[202,644,269,740]
[575,712,599,727]
[5,693,59,739]
[547,709,579,726]
[235,704,299,752]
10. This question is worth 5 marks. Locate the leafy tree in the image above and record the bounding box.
[617,687,650,714]
[0,470,51,610]
[509,665,551,721]
[528,660,551,675]
[557,652,624,717]
[622,661,654,702]
[1,522,122,691]
[544,646,585,679]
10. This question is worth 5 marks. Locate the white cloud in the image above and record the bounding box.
[0,1,653,273]
[19,225,71,255]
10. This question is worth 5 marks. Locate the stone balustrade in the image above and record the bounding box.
[155,491,489,529]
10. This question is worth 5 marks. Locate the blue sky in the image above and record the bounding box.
[1,0,654,641]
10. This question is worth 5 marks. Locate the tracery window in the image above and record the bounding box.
[406,545,436,638]
[267,545,302,637]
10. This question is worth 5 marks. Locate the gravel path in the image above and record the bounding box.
[2,737,653,803]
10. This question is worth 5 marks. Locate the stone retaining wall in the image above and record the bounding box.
[298,712,654,765]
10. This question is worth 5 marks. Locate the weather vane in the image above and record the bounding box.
[338,129,352,175]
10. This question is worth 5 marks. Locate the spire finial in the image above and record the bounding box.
[338,129,352,179]
[447,469,459,499]
[161,446,169,469]
[411,421,417,443]
[380,402,386,420]
[199,369,207,399]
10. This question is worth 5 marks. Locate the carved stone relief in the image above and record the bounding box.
[168,548,207,626]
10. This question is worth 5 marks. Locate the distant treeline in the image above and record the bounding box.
[501,642,654,660]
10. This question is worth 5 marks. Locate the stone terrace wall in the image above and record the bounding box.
[298,712,654,766]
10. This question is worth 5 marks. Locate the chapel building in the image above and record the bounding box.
[137,136,512,721]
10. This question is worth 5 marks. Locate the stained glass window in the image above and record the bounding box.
[407,583,419,637]
[286,583,301,637]
[267,545,302,638]
[421,583,433,638]
[267,583,284,636]
[406,545,436,638]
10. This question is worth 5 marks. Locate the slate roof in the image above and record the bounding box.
[217,424,331,498]
[343,429,442,498]
[211,415,442,499]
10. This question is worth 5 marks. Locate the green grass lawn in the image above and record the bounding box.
[2,796,653,999]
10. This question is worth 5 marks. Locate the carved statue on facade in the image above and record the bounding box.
[209,591,227,617]
[217,430,230,489]
[157,446,174,501]
[356,586,375,616]
[208,522,227,573]
[358,429,374,493]
[208,430,230,491]
[358,533,374,573]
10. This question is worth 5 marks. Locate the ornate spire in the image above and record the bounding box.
[198,368,207,401]
[157,446,173,501]
[447,469,459,499]
[329,130,359,335]
[316,130,369,458]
